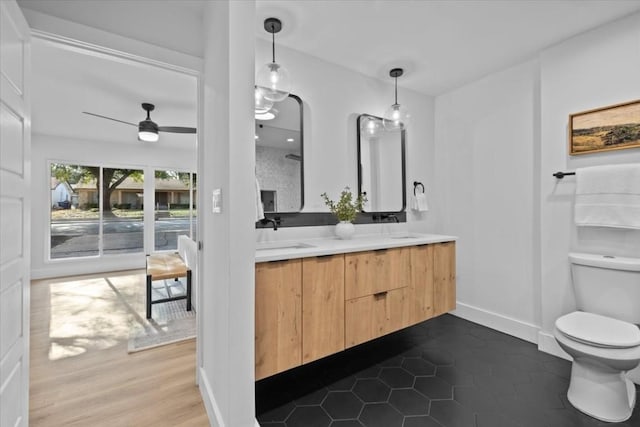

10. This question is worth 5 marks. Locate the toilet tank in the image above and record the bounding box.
[569,252,640,324]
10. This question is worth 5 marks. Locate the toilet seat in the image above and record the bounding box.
[556,312,640,349]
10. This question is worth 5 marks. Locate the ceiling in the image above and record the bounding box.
[24,0,640,146]
[31,39,197,147]
[255,0,640,95]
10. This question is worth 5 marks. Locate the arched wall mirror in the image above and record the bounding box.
[255,94,304,213]
[357,114,406,213]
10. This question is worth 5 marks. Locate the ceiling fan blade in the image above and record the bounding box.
[158,126,197,134]
[82,111,137,127]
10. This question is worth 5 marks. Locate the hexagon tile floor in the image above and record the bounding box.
[255,314,640,427]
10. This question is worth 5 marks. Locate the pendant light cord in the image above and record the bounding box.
[394,76,398,105]
[271,26,276,63]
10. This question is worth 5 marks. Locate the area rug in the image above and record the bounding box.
[127,278,195,353]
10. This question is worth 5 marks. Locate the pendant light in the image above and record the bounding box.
[383,68,411,131]
[255,86,273,115]
[361,115,382,138]
[256,17,292,103]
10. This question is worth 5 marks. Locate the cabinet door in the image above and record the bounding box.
[408,245,434,325]
[302,255,345,364]
[255,260,302,380]
[345,288,409,348]
[345,247,410,300]
[433,242,456,316]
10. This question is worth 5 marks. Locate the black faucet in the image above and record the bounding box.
[260,217,278,231]
[380,214,399,223]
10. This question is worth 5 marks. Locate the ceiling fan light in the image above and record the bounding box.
[138,119,159,142]
[138,130,159,142]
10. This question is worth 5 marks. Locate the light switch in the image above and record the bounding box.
[212,189,222,213]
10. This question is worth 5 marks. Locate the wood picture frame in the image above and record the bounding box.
[569,99,640,155]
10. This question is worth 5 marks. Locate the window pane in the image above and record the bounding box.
[50,163,100,259]
[102,168,144,255]
[155,170,192,251]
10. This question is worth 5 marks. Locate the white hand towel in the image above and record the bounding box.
[255,178,264,221]
[574,163,640,229]
[411,193,429,212]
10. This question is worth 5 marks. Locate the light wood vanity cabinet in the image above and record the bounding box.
[302,255,345,363]
[255,241,456,379]
[344,248,410,299]
[255,259,302,381]
[344,247,411,347]
[408,244,435,325]
[433,242,456,316]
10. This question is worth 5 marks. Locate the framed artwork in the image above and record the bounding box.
[569,99,640,155]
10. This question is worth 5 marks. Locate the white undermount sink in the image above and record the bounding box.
[256,242,315,251]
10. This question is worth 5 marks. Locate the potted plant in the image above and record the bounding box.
[321,187,367,239]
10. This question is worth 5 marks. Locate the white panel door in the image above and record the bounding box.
[0,1,30,426]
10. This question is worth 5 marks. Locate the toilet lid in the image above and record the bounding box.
[556,312,640,349]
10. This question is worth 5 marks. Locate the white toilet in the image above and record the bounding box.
[554,252,640,423]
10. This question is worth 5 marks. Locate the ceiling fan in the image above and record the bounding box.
[82,103,196,142]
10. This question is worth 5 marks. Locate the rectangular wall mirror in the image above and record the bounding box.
[256,94,304,213]
[357,114,406,213]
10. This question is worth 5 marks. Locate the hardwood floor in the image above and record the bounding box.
[30,270,209,426]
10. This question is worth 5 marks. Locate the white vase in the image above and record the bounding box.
[335,221,355,239]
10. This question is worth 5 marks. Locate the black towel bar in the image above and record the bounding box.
[553,171,576,179]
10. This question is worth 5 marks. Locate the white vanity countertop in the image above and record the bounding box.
[255,233,457,263]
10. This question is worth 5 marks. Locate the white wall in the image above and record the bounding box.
[255,39,437,233]
[31,133,196,279]
[434,12,640,353]
[199,1,256,426]
[538,12,640,356]
[435,60,541,342]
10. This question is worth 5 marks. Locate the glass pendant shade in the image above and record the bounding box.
[383,103,411,131]
[255,87,273,114]
[361,115,382,138]
[256,62,291,102]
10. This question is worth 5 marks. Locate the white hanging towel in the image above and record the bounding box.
[411,193,429,212]
[574,163,640,229]
[255,177,264,221]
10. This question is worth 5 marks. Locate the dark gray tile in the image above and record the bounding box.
[430,400,476,427]
[327,376,357,391]
[286,406,331,427]
[453,385,498,413]
[257,401,295,423]
[402,415,443,427]
[378,367,414,389]
[421,347,454,366]
[476,410,524,427]
[414,376,454,400]
[436,366,473,386]
[353,378,391,403]
[330,421,363,427]
[295,387,329,406]
[358,403,403,427]
[514,382,564,409]
[402,357,436,376]
[388,389,429,416]
[322,391,363,420]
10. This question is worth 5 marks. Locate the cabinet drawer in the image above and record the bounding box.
[345,287,409,348]
[255,259,302,380]
[345,247,410,300]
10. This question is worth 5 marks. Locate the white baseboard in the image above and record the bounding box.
[198,367,225,427]
[537,330,571,361]
[452,302,540,344]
